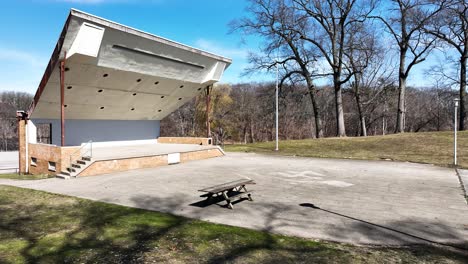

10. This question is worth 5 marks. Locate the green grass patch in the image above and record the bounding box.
[0,185,466,263]
[225,131,468,168]
[0,173,54,180]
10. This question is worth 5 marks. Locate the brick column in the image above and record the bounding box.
[17,118,27,174]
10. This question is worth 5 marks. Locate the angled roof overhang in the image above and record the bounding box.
[29,9,232,120]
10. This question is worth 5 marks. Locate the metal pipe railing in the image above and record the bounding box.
[68,140,92,174]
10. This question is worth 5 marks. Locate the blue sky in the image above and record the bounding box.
[0,0,261,94]
[0,0,448,94]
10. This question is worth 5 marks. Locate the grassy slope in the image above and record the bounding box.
[225,131,468,168]
[0,174,53,180]
[0,186,467,263]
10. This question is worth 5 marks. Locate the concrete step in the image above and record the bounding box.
[56,173,71,180]
[60,156,93,178]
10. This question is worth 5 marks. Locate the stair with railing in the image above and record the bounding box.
[56,141,93,179]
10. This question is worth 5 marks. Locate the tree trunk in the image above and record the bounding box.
[243,123,247,144]
[334,74,346,137]
[305,76,324,138]
[396,49,407,133]
[353,75,367,137]
[460,53,467,130]
[249,119,255,143]
[356,95,367,137]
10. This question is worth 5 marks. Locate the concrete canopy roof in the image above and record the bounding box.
[29,9,232,120]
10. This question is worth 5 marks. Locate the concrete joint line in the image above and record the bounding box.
[455,169,468,205]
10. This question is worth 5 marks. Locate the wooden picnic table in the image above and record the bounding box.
[198,179,255,209]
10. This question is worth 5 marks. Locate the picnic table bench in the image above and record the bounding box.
[198,179,255,209]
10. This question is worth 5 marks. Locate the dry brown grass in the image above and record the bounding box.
[225,131,468,168]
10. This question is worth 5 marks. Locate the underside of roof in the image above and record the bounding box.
[29,9,232,120]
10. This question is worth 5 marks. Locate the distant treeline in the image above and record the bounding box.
[0,82,457,151]
[0,91,33,151]
[160,82,456,145]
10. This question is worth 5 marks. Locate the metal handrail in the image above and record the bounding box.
[68,140,92,173]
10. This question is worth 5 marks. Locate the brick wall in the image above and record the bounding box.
[180,148,224,162]
[79,155,168,176]
[28,143,79,175]
[158,137,212,145]
[78,147,223,176]
[18,119,26,174]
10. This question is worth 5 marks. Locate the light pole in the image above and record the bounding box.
[275,61,279,151]
[454,98,460,166]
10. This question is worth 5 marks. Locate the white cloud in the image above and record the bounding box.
[0,47,47,94]
[0,48,46,68]
[194,38,248,60]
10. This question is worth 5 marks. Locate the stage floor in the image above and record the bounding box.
[92,143,219,161]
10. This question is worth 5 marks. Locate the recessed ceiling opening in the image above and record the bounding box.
[67,86,72,89]
[161,96,165,99]
[132,93,137,96]
[98,89,103,93]
[179,85,184,88]
[137,79,142,82]
[103,73,108,77]
[100,106,104,109]
[154,81,159,85]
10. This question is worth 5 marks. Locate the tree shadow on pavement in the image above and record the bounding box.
[1,186,468,263]
[300,202,468,251]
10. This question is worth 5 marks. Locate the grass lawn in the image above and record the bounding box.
[0,185,467,263]
[225,131,468,168]
[0,173,54,180]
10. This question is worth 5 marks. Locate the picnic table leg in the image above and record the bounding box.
[222,191,233,209]
[241,185,253,201]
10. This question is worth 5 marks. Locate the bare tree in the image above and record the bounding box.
[292,0,376,137]
[371,0,448,133]
[347,22,376,136]
[231,0,325,138]
[425,0,468,130]
[347,23,395,136]
[0,92,32,151]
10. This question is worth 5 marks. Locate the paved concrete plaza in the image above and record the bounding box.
[1,152,467,248]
